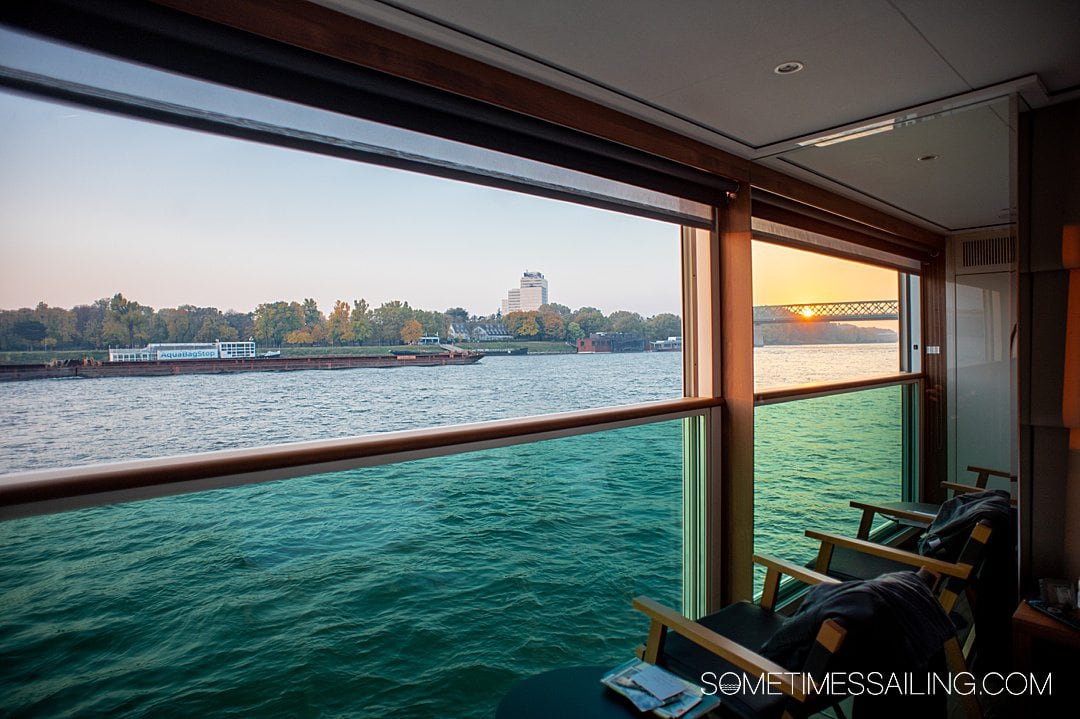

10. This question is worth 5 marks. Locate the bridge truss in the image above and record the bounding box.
[752,300,899,324]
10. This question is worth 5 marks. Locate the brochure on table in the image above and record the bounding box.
[601,659,720,718]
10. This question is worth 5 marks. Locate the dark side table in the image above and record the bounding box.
[1012,600,1080,670]
[496,666,644,719]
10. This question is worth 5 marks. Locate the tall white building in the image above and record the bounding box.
[501,271,549,315]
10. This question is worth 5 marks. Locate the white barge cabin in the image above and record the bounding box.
[108,341,257,362]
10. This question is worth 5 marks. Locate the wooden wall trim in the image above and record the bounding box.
[151,0,749,182]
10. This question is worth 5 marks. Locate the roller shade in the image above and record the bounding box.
[0,0,730,227]
[752,189,938,270]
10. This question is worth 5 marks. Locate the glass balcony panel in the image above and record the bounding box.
[0,419,683,718]
[753,385,904,591]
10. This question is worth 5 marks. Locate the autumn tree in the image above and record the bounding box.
[300,298,324,329]
[285,329,314,345]
[372,300,413,345]
[73,299,109,348]
[253,300,303,346]
[519,315,541,338]
[326,300,354,345]
[503,311,529,337]
[570,306,609,336]
[350,298,372,345]
[537,309,565,340]
[540,302,571,318]
[608,310,646,337]
[414,309,448,338]
[645,313,681,342]
[193,311,239,342]
[444,307,469,324]
[35,303,78,347]
[13,319,47,349]
[102,293,152,347]
[505,311,541,338]
[400,318,423,344]
[225,311,254,341]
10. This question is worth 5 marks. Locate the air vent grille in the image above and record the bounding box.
[961,235,1015,269]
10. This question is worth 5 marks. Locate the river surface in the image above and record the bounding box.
[0,344,900,717]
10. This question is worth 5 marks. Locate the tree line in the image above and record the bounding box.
[0,294,682,351]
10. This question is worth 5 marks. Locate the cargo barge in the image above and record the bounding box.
[0,351,482,382]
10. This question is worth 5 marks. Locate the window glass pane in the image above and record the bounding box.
[0,420,682,718]
[752,240,900,390]
[0,87,683,474]
[753,386,903,589]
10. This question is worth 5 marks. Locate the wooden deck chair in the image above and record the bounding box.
[633,554,846,719]
[851,465,1015,540]
[807,519,991,614]
[808,520,993,662]
[633,555,982,718]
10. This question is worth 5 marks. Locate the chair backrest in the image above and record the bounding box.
[765,571,959,718]
[933,520,993,613]
[778,618,846,719]
[918,490,1009,564]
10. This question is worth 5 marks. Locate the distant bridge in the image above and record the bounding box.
[753,300,899,324]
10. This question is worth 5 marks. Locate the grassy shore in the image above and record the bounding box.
[0,341,577,365]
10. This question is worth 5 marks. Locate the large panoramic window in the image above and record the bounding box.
[0,22,717,719]
[750,237,919,590]
[0,27,692,476]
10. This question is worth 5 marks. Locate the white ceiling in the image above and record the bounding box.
[316,0,1080,232]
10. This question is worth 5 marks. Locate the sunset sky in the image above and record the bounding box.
[0,88,895,319]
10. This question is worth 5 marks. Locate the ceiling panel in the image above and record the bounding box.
[321,0,1075,230]
[776,100,1011,230]
[373,0,969,145]
[653,8,962,146]
[892,0,1080,94]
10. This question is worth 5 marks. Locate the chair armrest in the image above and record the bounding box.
[753,553,840,587]
[804,529,972,579]
[941,481,981,495]
[754,553,840,610]
[631,596,804,701]
[849,500,934,526]
[966,464,1015,481]
[941,481,1018,505]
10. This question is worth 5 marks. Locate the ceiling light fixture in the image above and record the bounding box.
[917,154,940,162]
[774,61,804,75]
[798,118,897,148]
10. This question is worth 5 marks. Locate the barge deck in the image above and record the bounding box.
[0,352,482,382]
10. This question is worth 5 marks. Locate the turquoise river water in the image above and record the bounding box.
[0,345,901,717]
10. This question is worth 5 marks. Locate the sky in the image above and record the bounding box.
[0,81,895,320]
[751,242,897,306]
